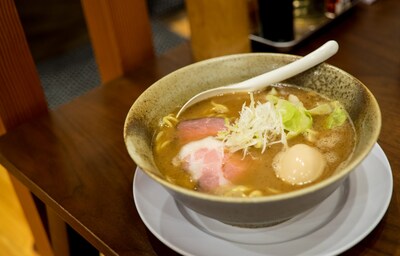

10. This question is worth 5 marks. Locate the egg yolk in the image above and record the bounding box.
[273,144,326,185]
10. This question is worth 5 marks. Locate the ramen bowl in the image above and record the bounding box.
[124,53,381,227]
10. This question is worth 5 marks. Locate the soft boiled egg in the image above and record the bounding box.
[273,144,326,185]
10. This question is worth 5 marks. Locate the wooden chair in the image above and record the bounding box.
[0,0,154,255]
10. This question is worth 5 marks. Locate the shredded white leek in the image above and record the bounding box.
[217,93,287,155]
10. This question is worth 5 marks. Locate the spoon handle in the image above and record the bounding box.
[230,40,339,91]
[177,40,339,117]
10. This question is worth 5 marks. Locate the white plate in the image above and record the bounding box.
[133,143,393,256]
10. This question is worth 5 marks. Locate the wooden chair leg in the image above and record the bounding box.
[9,173,71,256]
[8,174,55,256]
[9,171,92,256]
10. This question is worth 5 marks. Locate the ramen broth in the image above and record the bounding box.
[153,84,356,197]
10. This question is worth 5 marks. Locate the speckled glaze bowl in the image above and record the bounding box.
[124,53,381,227]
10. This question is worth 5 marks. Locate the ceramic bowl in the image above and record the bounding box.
[124,53,381,227]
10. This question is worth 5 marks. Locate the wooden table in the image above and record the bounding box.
[0,0,399,255]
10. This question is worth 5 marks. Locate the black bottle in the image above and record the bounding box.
[258,0,294,42]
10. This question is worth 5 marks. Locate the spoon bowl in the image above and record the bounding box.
[177,40,339,117]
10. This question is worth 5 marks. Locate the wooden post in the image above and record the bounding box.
[81,0,155,83]
[186,0,251,61]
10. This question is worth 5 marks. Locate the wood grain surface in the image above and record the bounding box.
[0,0,399,255]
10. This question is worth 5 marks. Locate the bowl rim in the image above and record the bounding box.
[124,52,382,203]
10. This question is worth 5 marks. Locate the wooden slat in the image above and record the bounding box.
[0,0,48,133]
[81,0,155,83]
[46,207,70,256]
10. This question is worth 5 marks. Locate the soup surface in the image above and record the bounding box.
[153,84,356,197]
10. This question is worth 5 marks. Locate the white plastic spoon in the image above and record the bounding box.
[177,40,339,117]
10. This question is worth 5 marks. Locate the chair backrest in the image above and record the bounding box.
[0,0,154,135]
[0,0,48,134]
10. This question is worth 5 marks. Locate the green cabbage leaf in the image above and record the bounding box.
[325,101,347,129]
[272,96,313,139]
